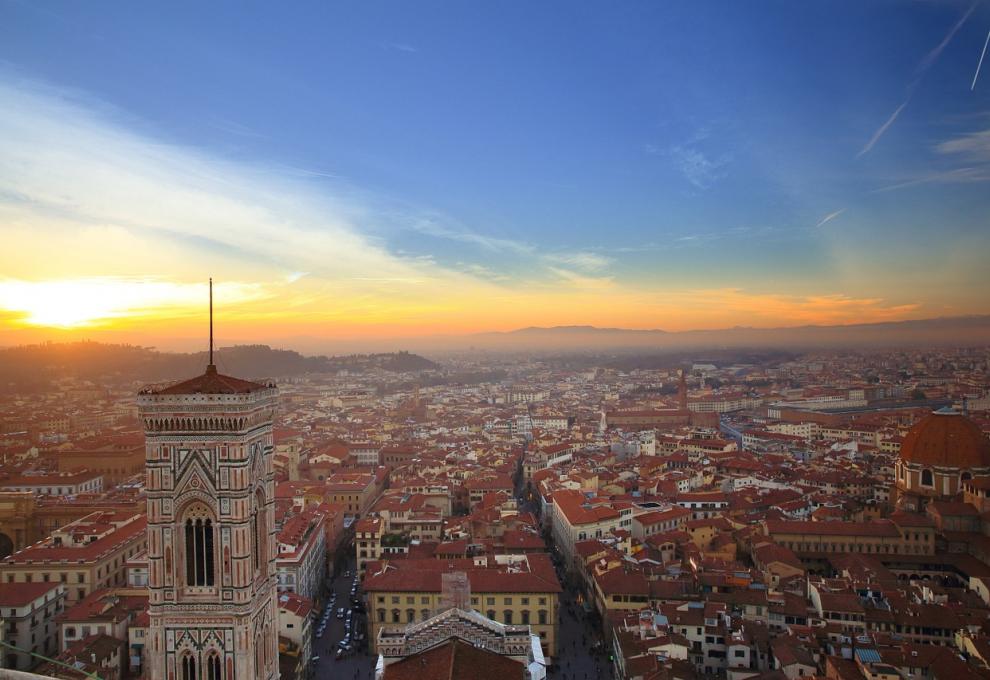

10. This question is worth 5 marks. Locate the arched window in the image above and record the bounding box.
[421,609,430,621]
[391,609,400,623]
[377,609,386,623]
[206,652,222,680]
[486,609,496,621]
[406,608,415,623]
[255,635,263,680]
[181,653,196,680]
[253,489,267,574]
[503,610,513,625]
[538,610,547,625]
[521,610,530,625]
[921,469,934,487]
[183,505,215,587]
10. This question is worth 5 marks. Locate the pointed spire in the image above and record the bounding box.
[208,277,215,372]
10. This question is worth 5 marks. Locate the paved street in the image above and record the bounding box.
[550,571,614,680]
[311,550,377,680]
[515,479,614,680]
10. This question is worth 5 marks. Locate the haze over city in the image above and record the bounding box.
[5,5,990,680]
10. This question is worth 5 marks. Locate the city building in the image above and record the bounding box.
[0,582,65,671]
[893,408,990,511]
[0,510,146,605]
[362,554,561,660]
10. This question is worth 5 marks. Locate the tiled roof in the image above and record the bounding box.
[363,554,560,594]
[0,582,61,607]
[147,365,271,395]
[383,638,525,680]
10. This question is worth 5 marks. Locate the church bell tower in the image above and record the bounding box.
[138,280,280,680]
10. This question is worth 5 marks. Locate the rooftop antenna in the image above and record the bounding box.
[208,277,214,370]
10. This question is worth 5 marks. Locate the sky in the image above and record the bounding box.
[1,1,990,352]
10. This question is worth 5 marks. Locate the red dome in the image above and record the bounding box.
[900,410,990,468]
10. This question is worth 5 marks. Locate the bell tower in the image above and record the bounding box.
[138,280,280,680]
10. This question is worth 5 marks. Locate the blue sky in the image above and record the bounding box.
[1,1,989,345]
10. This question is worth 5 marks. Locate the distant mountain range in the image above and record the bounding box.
[460,315,990,352]
[0,342,439,390]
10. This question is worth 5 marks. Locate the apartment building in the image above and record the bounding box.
[276,508,327,602]
[0,582,65,671]
[0,511,147,605]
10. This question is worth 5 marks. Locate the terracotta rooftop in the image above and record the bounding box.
[144,364,272,395]
[382,638,525,680]
[0,581,61,607]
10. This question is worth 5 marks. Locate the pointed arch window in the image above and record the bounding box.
[252,488,268,575]
[183,505,216,587]
[206,652,222,680]
[181,654,196,680]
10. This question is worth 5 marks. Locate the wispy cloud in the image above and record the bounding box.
[408,218,535,255]
[857,2,975,158]
[815,208,846,228]
[935,127,990,160]
[544,251,613,272]
[663,289,921,326]
[870,166,990,193]
[546,267,614,290]
[381,41,418,54]
[668,145,731,189]
[650,129,731,190]
[0,72,504,325]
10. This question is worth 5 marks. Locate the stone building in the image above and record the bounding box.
[138,361,280,680]
[892,408,990,512]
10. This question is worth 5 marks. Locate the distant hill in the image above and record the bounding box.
[465,316,990,352]
[0,342,439,390]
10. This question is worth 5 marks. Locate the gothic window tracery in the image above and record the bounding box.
[206,652,222,680]
[181,653,196,680]
[183,504,216,587]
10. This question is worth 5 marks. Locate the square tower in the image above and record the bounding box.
[138,364,280,680]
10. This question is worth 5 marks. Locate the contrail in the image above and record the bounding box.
[859,4,975,158]
[815,209,845,228]
[858,101,908,158]
[973,30,990,91]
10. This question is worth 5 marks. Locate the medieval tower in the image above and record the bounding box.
[137,282,280,680]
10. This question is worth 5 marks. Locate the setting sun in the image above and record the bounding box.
[0,278,261,330]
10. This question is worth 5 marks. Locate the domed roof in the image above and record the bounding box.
[900,410,990,468]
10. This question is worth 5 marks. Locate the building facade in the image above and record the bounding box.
[0,582,65,671]
[892,408,990,512]
[138,364,280,680]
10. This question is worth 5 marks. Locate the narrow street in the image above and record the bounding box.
[550,570,614,680]
[311,548,377,680]
[516,471,614,680]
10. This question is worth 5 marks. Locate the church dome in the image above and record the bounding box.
[899,409,990,469]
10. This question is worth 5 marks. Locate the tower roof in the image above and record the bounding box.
[148,364,271,395]
[899,410,990,469]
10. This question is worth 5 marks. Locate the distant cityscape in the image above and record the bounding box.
[5,0,990,678]
[0,341,986,679]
